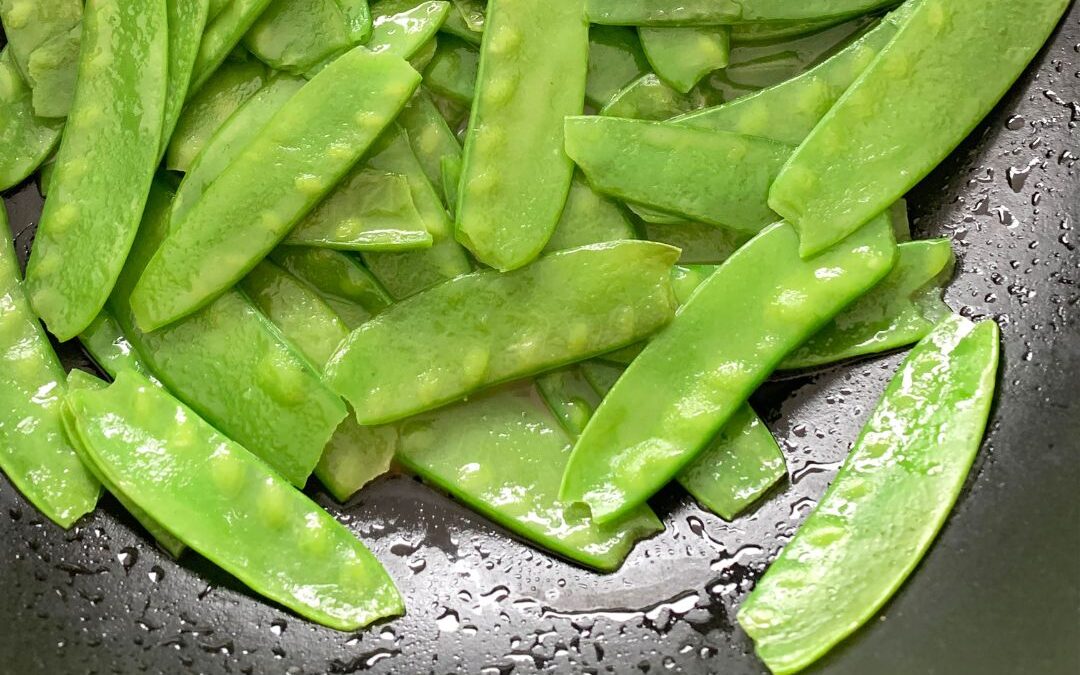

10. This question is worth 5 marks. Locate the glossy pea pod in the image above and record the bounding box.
[0,0,81,80]
[188,0,274,95]
[397,87,462,206]
[160,0,212,157]
[770,0,1071,257]
[585,26,650,109]
[335,0,374,42]
[0,204,100,529]
[369,1,451,60]
[560,216,898,524]
[739,315,1000,674]
[421,34,478,103]
[542,174,637,254]
[585,0,897,25]
[77,310,156,381]
[0,49,63,191]
[24,0,168,342]
[455,0,590,271]
[641,221,750,265]
[131,49,421,331]
[326,241,680,425]
[450,0,484,30]
[25,22,80,118]
[639,26,730,94]
[65,370,404,632]
[269,247,392,330]
[243,0,356,74]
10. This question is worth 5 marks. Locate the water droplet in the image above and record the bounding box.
[117,547,137,572]
[1005,114,1026,130]
[270,619,286,636]
[147,565,164,583]
[435,608,460,632]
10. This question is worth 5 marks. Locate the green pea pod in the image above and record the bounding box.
[421,34,478,103]
[0,204,100,529]
[26,24,80,118]
[560,216,897,524]
[66,370,403,631]
[396,380,663,571]
[335,0,373,42]
[131,49,421,332]
[456,0,589,271]
[269,248,391,330]
[285,170,433,251]
[565,117,791,232]
[537,367,603,437]
[77,310,156,381]
[639,26,730,94]
[327,241,680,425]
[642,221,750,265]
[160,0,211,158]
[429,87,470,132]
[0,0,81,80]
[586,26,649,109]
[739,315,1000,674]
[188,0,274,95]
[730,18,845,43]
[0,49,63,191]
[24,0,168,342]
[771,0,1071,258]
[397,87,462,206]
[166,58,269,173]
[599,73,721,121]
[244,0,354,74]
[370,1,451,60]
[439,0,481,44]
[111,180,348,488]
[451,0,484,30]
[543,174,637,254]
[441,154,462,214]
[207,0,229,20]
[585,0,896,25]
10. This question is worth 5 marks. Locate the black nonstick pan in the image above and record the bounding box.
[1,7,1078,674]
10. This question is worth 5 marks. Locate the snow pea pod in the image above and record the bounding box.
[0,0,81,80]
[537,367,603,437]
[731,18,845,43]
[335,0,373,42]
[739,315,999,674]
[0,205,99,529]
[451,0,484,30]
[66,370,404,631]
[244,0,354,74]
[586,26,649,109]
[327,241,680,425]
[543,174,637,254]
[421,34,478,103]
[560,216,897,524]
[369,1,451,59]
[585,0,896,26]
[77,310,155,381]
[188,0,274,95]
[397,88,462,205]
[166,58,269,173]
[565,117,791,232]
[642,221,750,265]
[0,49,63,191]
[160,0,211,158]
[131,49,421,332]
[269,247,392,330]
[441,154,462,213]
[112,180,348,487]
[24,0,168,342]
[440,0,481,45]
[771,0,1071,258]
[639,26,730,94]
[456,0,589,271]
[26,24,79,118]
[600,73,721,121]
[396,380,663,571]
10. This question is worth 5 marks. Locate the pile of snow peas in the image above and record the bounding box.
[0,0,1066,670]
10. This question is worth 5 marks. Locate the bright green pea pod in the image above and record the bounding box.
[131,49,421,332]
[370,1,451,59]
[172,74,305,225]
[740,315,1000,674]
[731,17,845,43]
[586,26,650,109]
[397,87,462,205]
[24,0,168,342]
[166,58,269,173]
[439,0,481,44]
[188,0,274,95]
[543,174,637,254]
[421,34,478,103]
[335,0,373,42]
[771,0,1071,258]
[0,206,100,529]
[160,0,211,159]
[396,380,663,571]
[285,170,433,252]
[26,24,80,118]
[451,0,484,30]
[560,216,897,524]
[565,117,791,232]
[77,310,156,381]
[0,49,63,191]
[207,0,229,20]
[639,26,730,94]
[0,0,81,80]
[317,422,397,502]
[456,0,589,271]
[112,180,348,488]
[600,72,721,121]
[327,241,680,425]
[66,370,404,631]
[269,247,392,329]
[585,0,896,26]
[537,367,603,437]
[642,221,750,265]
[441,154,462,214]
[244,0,354,74]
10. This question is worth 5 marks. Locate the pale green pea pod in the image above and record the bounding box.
[397,87,462,205]
[537,367,603,437]
[586,26,649,109]
[441,154,462,215]
[422,34,477,103]
[77,310,156,381]
[641,221,750,265]
[160,0,212,158]
[451,0,484,30]
[65,370,404,632]
[439,0,481,44]
[0,0,81,80]
[26,24,80,118]
[456,0,590,271]
[370,1,451,60]
[600,72,722,121]
[269,247,392,330]
[408,36,439,71]
[188,0,274,95]
[585,0,897,25]
[543,173,637,254]
[335,0,374,42]
[25,0,169,342]
[0,49,63,191]
[244,0,355,74]
[639,26,730,94]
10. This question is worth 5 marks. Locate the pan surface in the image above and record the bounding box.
[1,7,1078,674]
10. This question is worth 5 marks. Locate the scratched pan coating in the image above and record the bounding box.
[1,8,1078,674]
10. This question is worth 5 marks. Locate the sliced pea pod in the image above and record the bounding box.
[335,0,373,42]
[421,34,478,103]
[285,170,433,252]
[26,24,80,118]
[642,221,750,265]
[585,0,896,25]
[396,380,663,571]
[77,310,155,381]
[639,26,730,94]
[188,0,274,95]
[599,73,721,121]
[739,315,1000,674]
[327,241,680,425]
[0,49,63,191]
[560,216,897,524]
[537,367,603,437]
[586,26,649,109]
[24,0,168,342]
[771,0,1071,258]
[166,58,269,173]
[397,87,462,205]
[456,0,590,271]
[65,370,403,632]
[111,180,348,488]
[131,49,421,332]
[160,0,212,158]
[543,174,637,254]
[269,247,392,330]
[370,1,451,59]
[244,0,354,74]
[408,35,439,71]
[0,205,100,529]
[439,0,481,45]
[0,0,81,80]
[565,117,791,232]
[451,0,484,30]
